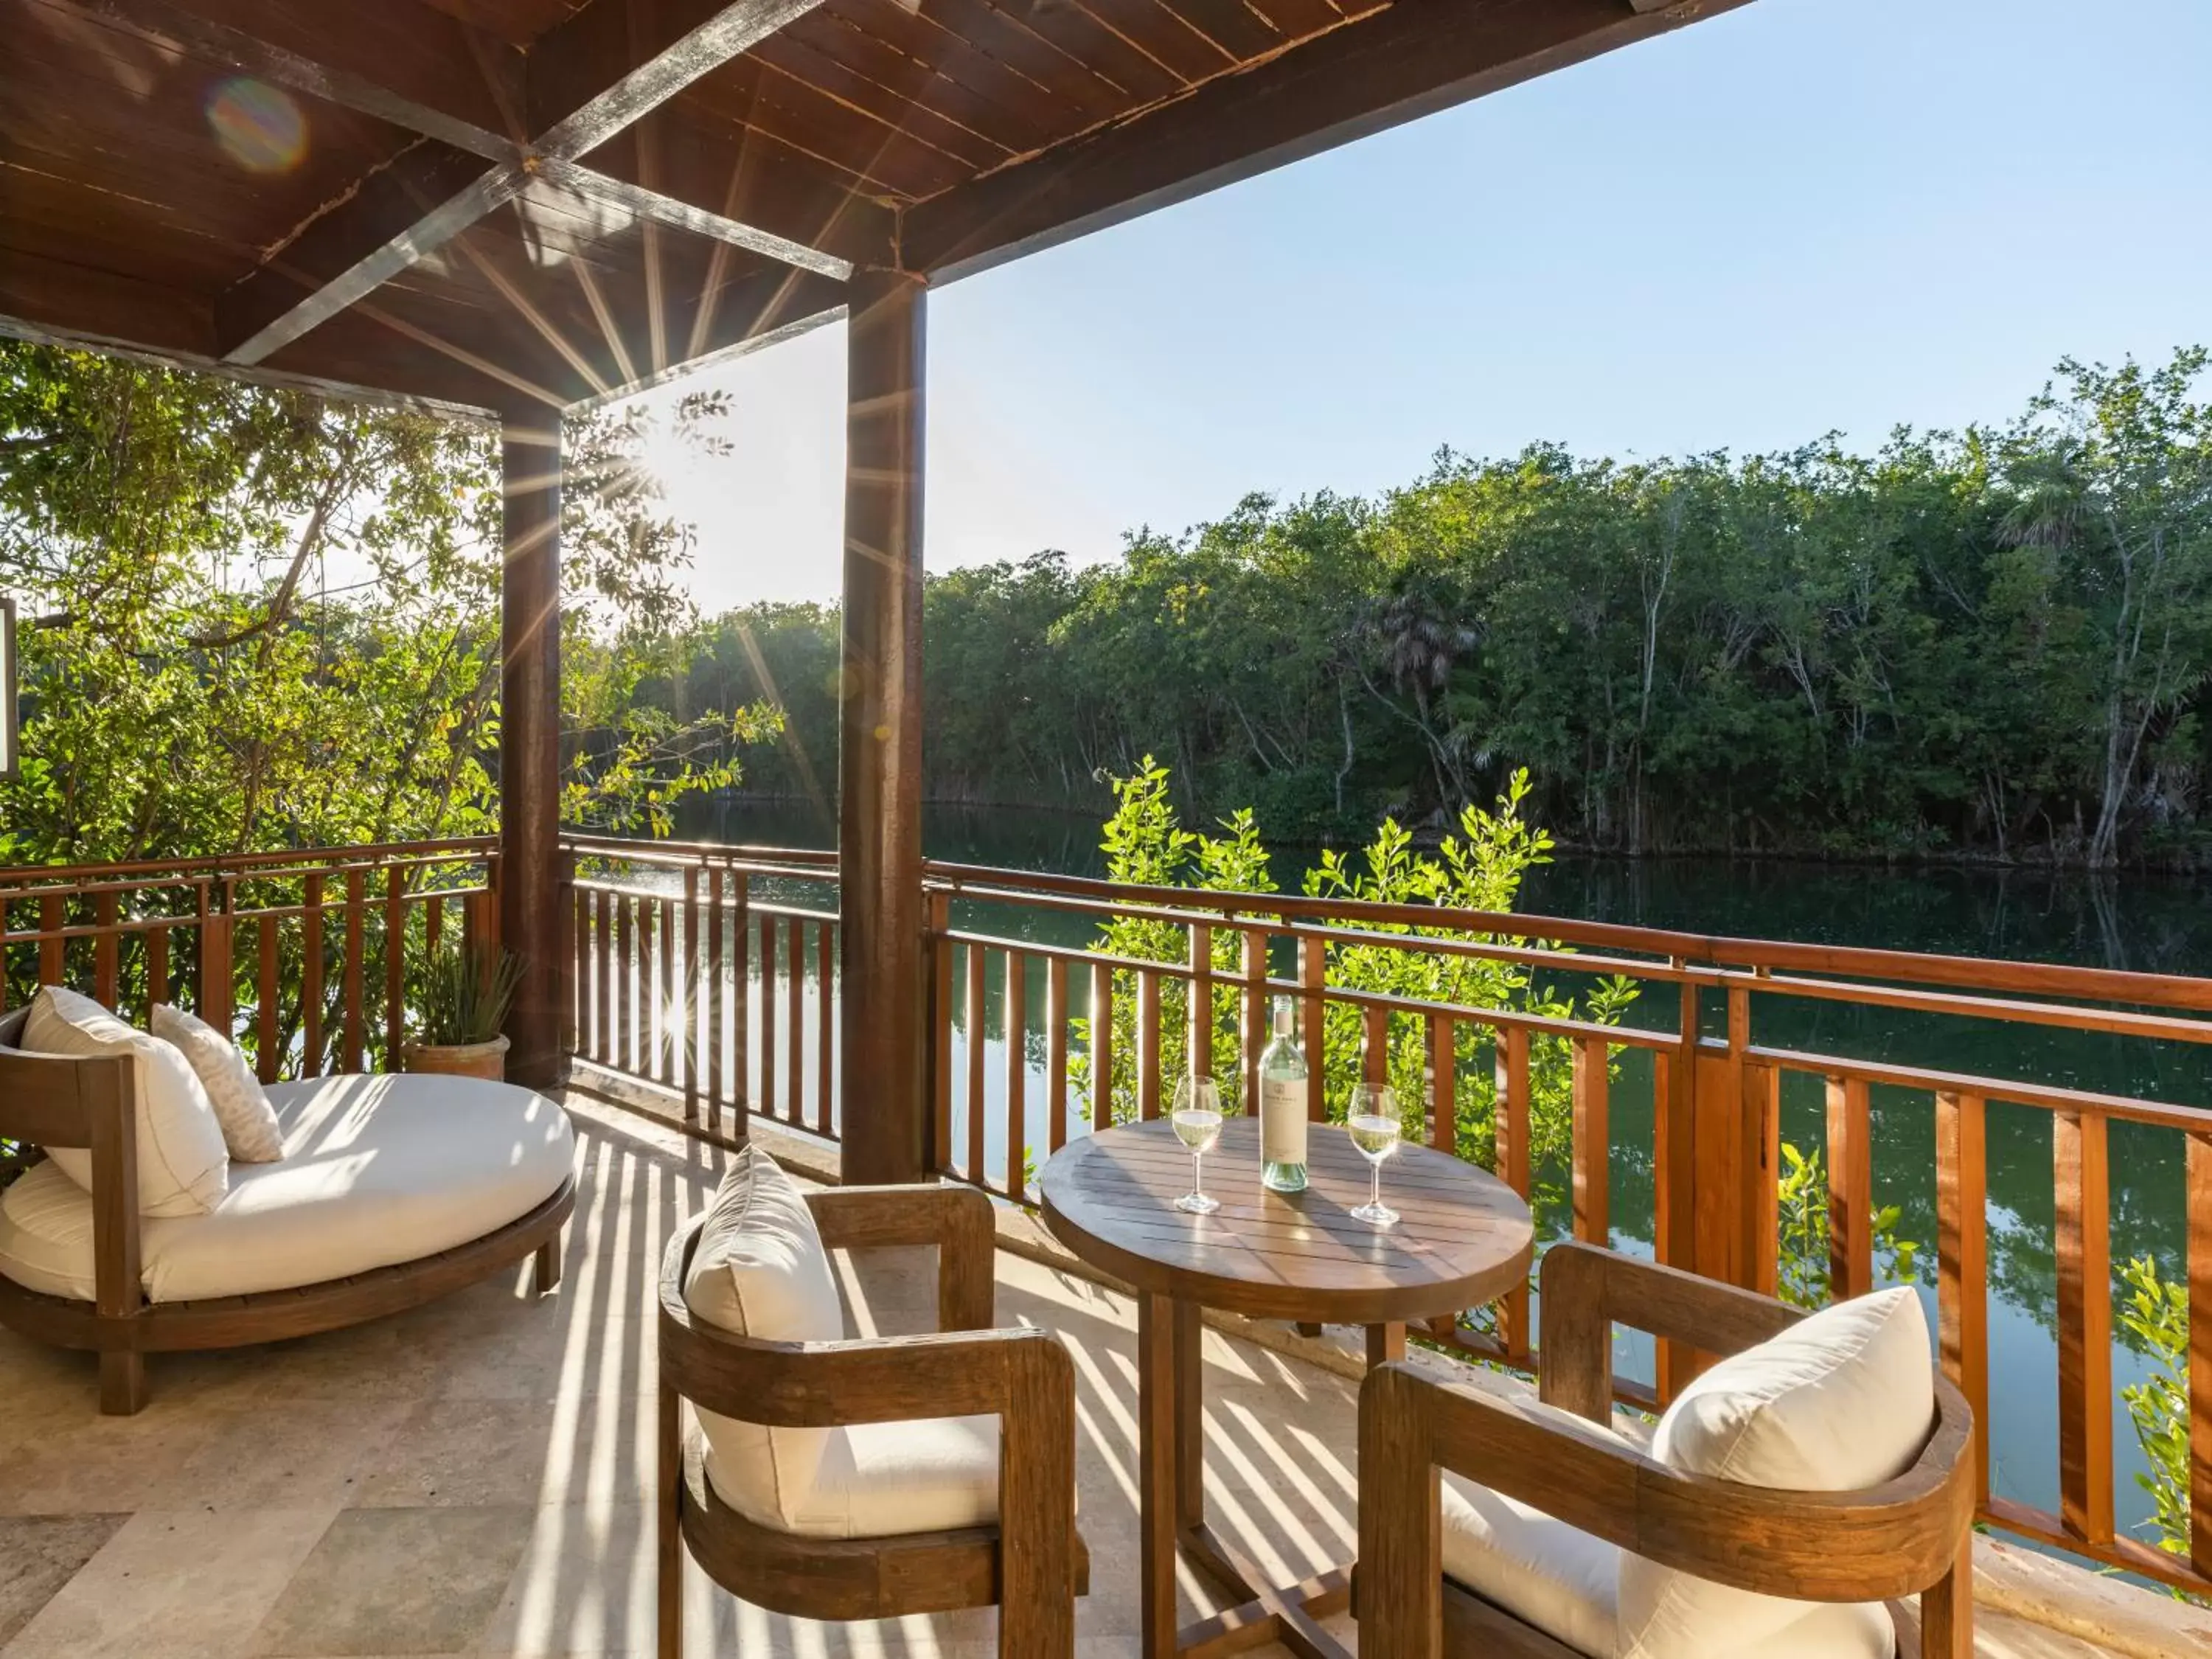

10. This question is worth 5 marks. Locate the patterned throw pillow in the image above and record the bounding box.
[151,1002,286,1163]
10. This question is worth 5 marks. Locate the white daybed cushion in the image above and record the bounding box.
[152,1001,285,1163]
[684,1145,1001,1540]
[24,985,229,1217]
[1615,1286,1933,1659]
[0,1072,573,1303]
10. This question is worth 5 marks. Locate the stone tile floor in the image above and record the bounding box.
[0,1093,2171,1657]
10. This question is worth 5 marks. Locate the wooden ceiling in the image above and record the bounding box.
[0,0,1750,417]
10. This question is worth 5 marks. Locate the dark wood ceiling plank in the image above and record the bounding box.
[900,0,1133,127]
[38,0,527,158]
[217,142,522,362]
[745,29,1012,171]
[1142,0,1284,64]
[785,6,1056,156]
[1241,0,1371,38]
[676,57,973,199]
[988,0,1192,100]
[813,0,1072,144]
[903,0,1753,280]
[579,112,896,271]
[0,245,215,357]
[525,0,825,160]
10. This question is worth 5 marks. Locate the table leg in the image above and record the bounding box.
[1366,1321,1406,1368]
[1175,1296,1204,1531]
[1138,1290,1183,1659]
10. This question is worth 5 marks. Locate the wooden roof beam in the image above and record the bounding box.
[899,0,1754,282]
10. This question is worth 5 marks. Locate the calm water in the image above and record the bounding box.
[681,795,2212,1554]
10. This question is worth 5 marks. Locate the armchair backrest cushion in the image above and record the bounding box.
[23,985,230,1218]
[682,1144,844,1528]
[152,1002,285,1163]
[1615,1286,1933,1659]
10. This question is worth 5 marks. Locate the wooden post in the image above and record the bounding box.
[499,414,563,1088]
[837,268,928,1184]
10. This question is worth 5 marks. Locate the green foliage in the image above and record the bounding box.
[411,942,526,1048]
[2117,1253,2191,1576]
[675,349,2212,867]
[1773,1141,1922,1312]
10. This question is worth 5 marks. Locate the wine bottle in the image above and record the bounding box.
[1258,994,1309,1193]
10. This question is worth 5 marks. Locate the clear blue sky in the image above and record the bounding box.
[640,0,2212,614]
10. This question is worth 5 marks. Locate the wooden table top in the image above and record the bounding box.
[1038,1117,1533,1326]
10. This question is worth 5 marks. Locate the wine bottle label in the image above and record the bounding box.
[1261,1078,1307,1166]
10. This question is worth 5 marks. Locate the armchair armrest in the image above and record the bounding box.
[1537,1241,1802,1421]
[803,1182,996,1332]
[1357,1360,1975,1659]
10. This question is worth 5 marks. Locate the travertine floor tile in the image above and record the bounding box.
[0,1514,127,1646]
[248,1505,537,1656]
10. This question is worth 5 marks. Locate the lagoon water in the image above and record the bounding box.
[680,794,2211,1557]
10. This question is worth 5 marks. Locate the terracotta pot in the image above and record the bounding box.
[400,1034,510,1081]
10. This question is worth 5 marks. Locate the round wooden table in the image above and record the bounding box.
[1040,1116,1533,1659]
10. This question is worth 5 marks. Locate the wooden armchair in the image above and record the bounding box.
[1357,1242,1975,1659]
[656,1181,1088,1658]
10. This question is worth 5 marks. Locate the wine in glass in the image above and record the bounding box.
[1346,1082,1402,1225]
[1170,1075,1225,1215]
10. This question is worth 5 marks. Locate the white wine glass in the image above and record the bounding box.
[1170,1075,1225,1215]
[1346,1082,1402,1225]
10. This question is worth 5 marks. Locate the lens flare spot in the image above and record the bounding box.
[206,78,306,173]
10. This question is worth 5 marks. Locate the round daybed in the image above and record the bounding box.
[0,1005,575,1414]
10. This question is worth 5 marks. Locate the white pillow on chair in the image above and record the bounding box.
[152,1002,285,1163]
[23,985,229,1217]
[1615,1286,1934,1659]
[682,1144,845,1528]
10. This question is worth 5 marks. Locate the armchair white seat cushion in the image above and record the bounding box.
[23,985,229,1217]
[151,1001,285,1163]
[0,1072,573,1301]
[683,1145,1005,1540]
[1436,1287,1934,1659]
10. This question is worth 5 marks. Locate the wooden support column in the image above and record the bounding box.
[838,269,928,1183]
[501,415,563,1088]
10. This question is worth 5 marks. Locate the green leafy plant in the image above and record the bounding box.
[411,941,525,1048]
[2117,1253,2191,1578]
[1774,1141,1922,1312]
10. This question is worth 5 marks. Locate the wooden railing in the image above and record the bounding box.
[0,839,498,1078]
[560,835,840,1144]
[915,860,2212,1598]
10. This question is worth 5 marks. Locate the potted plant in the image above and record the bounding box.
[403,940,525,1080]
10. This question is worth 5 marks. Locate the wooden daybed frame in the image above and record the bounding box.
[656,1183,1088,1658]
[0,1009,574,1414]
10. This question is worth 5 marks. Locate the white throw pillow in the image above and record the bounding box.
[151,1002,285,1163]
[1615,1287,1933,1659]
[681,1144,844,1529]
[22,985,229,1218]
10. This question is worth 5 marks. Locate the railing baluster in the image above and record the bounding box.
[1427,1011,1459,1339]
[1005,949,1027,1196]
[384,864,406,1068]
[1936,1088,1992,1504]
[341,869,365,1071]
[785,915,803,1124]
[1826,1075,1874,1301]
[1298,929,1326,1124]
[302,874,324,1075]
[731,874,750,1116]
[2188,1129,2212,1582]
[1091,960,1114,1132]
[929,891,951,1172]
[1495,1025,1532,1360]
[616,893,634,1077]
[1363,1004,1388,1086]
[592,888,611,1067]
[39,893,63,986]
[815,919,833,1138]
[147,924,169,1012]
[1136,967,1161,1120]
[1240,928,1265,1115]
[636,897,657,1082]
[2054,1107,2114,1546]
[966,943,987,1178]
[569,878,587,1066]
[257,914,280,1083]
[661,895,678,1089]
[1571,1034,1608,1245]
[1187,922,1212,1079]
[707,867,726,1134]
[1046,956,1069,1154]
[759,911,777,1119]
[684,867,700,1124]
[92,888,117,1008]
